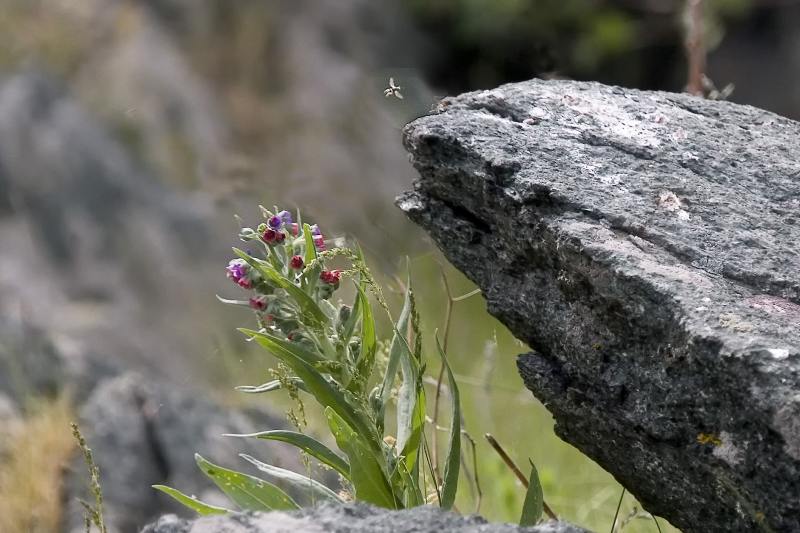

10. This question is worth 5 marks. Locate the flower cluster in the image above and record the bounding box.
[223,207,341,336]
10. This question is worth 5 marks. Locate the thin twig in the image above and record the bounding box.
[462,430,483,514]
[610,488,626,533]
[485,433,557,520]
[684,0,706,95]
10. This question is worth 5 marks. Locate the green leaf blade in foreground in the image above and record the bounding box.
[194,454,298,511]
[239,327,379,449]
[225,430,350,478]
[239,454,342,503]
[520,460,545,526]
[325,407,398,509]
[152,485,230,516]
[436,336,461,510]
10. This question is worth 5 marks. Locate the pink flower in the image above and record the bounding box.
[290,255,304,269]
[313,234,325,251]
[249,296,267,311]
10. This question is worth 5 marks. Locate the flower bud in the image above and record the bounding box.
[275,232,286,244]
[262,229,277,243]
[249,296,267,311]
[290,255,304,270]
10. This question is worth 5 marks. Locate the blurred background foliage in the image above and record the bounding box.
[1,1,798,531]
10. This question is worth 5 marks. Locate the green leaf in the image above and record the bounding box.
[393,282,417,454]
[341,287,362,347]
[240,328,325,365]
[302,223,318,267]
[520,460,544,526]
[152,485,230,516]
[400,386,426,475]
[234,378,308,394]
[435,336,461,510]
[325,407,399,509]
[377,283,412,410]
[394,459,424,508]
[233,248,327,325]
[239,328,378,447]
[352,283,377,387]
[239,454,342,503]
[194,454,298,511]
[225,430,350,478]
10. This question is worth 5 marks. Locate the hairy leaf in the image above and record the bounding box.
[152,485,230,516]
[194,454,298,511]
[435,336,461,510]
[239,454,341,503]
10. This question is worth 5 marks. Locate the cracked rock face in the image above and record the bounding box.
[398,79,800,532]
[141,502,588,533]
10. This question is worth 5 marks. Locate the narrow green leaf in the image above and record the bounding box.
[240,328,325,365]
[341,287,362,346]
[394,282,416,453]
[394,460,424,508]
[400,386,426,474]
[435,336,461,510]
[353,284,377,384]
[520,460,544,526]
[238,328,378,447]
[239,454,341,503]
[377,284,412,409]
[225,430,350,478]
[234,377,308,394]
[194,454,298,511]
[325,407,399,509]
[152,485,230,516]
[302,223,318,268]
[233,248,326,325]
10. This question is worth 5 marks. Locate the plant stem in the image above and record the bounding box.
[485,433,557,520]
[684,0,706,95]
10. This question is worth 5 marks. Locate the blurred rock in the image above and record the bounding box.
[64,373,308,533]
[399,79,800,532]
[0,69,228,379]
[141,502,590,533]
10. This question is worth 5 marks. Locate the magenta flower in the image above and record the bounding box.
[275,232,286,244]
[262,229,278,243]
[290,255,304,269]
[313,234,325,251]
[320,270,341,285]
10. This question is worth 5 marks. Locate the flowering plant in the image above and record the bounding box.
[153,206,462,513]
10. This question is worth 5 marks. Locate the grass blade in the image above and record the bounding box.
[435,335,461,510]
[152,485,229,516]
[194,454,298,511]
[519,459,544,526]
[225,430,350,478]
[239,454,342,503]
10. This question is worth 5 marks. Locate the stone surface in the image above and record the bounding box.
[64,373,309,533]
[398,79,800,532]
[141,502,589,533]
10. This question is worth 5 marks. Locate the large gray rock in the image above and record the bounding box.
[65,373,310,533]
[398,79,800,532]
[141,502,588,533]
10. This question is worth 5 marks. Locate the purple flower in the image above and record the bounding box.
[268,215,282,230]
[226,259,250,287]
[277,210,293,226]
[310,224,321,236]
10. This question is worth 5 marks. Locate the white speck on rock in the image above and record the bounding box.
[712,431,743,466]
[768,348,790,360]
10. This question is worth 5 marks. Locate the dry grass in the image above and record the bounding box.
[0,395,75,533]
